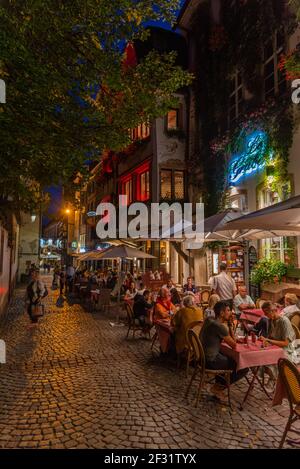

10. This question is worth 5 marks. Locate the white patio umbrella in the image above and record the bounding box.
[96,244,156,302]
[220,195,300,240]
[95,244,156,260]
[160,209,244,245]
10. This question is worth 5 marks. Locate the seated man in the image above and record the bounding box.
[133,290,153,331]
[183,277,196,294]
[172,295,203,354]
[260,303,295,359]
[163,278,175,291]
[259,302,296,387]
[244,301,271,337]
[155,287,176,320]
[233,285,255,319]
[200,301,247,399]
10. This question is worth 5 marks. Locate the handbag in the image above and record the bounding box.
[31,303,44,318]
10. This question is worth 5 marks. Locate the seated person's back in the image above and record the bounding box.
[172,295,203,353]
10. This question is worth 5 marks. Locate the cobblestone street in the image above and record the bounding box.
[0,276,298,449]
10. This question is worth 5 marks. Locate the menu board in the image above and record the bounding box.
[248,246,260,300]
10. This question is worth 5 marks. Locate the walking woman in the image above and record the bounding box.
[26,270,47,327]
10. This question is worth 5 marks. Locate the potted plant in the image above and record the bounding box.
[251,258,287,285]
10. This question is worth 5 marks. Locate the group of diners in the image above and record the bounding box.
[124,277,199,334]
[125,264,298,402]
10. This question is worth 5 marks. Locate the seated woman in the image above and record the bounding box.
[282,293,300,318]
[154,287,176,320]
[172,295,203,354]
[124,281,137,300]
[204,294,220,319]
[200,301,248,399]
[133,290,153,332]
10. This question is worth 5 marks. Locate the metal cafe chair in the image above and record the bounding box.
[277,358,300,448]
[185,330,232,408]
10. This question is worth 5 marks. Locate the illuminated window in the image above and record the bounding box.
[160,241,167,266]
[258,183,297,264]
[264,29,286,99]
[160,170,172,199]
[160,169,185,200]
[229,70,243,125]
[123,179,133,204]
[79,234,86,250]
[174,171,184,199]
[140,171,150,201]
[167,109,179,130]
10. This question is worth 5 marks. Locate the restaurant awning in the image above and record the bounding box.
[220,195,300,240]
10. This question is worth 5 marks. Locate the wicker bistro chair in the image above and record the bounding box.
[277,358,300,448]
[185,320,204,377]
[255,299,265,309]
[290,312,300,329]
[97,289,113,314]
[125,302,150,339]
[292,323,300,340]
[200,290,211,309]
[185,330,232,408]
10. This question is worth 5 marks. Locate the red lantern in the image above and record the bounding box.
[123,42,137,70]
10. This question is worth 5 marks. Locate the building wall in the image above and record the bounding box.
[18,212,40,279]
[0,226,11,316]
[0,215,19,316]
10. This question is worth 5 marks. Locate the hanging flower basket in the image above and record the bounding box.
[278,48,300,80]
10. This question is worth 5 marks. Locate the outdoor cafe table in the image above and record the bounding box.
[240,309,264,325]
[220,341,285,409]
[154,319,174,353]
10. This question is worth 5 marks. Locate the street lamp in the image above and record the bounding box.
[62,206,75,268]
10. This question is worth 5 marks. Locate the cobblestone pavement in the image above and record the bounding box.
[0,275,299,449]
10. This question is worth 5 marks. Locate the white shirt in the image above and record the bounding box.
[212,272,236,301]
[282,304,299,318]
[233,294,255,315]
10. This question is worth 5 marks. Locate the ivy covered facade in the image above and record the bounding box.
[178,0,300,284]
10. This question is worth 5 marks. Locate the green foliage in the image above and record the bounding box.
[211,96,294,200]
[0,0,192,214]
[251,258,287,285]
[205,241,227,250]
[192,0,296,215]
